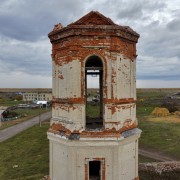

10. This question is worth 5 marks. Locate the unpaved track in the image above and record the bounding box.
[0,111,51,142]
[139,148,178,162]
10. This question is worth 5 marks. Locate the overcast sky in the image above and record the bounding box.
[0,0,179,88]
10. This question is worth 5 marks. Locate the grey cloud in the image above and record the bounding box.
[116,0,166,22]
[0,36,51,76]
[167,18,180,31]
[0,0,87,41]
[137,56,180,80]
[0,0,179,87]
[139,18,180,59]
[117,4,143,20]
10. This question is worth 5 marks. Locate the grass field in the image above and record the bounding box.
[138,111,180,159]
[0,122,49,180]
[137,89,180,159]
[0,89,180,179]
[0,98,23,107]
[139,155,159,163]
[86,102,100,117]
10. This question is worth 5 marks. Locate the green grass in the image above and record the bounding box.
[0,98,23,107]
[137,106,154,117]
[137,90,180,160]
[138,118,180,159]
[139,155,159,163]
[0,122,49,180]
[13,107,51,118]
[86,102,100,118]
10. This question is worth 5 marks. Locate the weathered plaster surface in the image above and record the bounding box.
[48,11,140,180]
[48,130,141,180]
[50,25,139,132]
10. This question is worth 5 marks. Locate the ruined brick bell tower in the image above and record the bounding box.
[48,11,141,180]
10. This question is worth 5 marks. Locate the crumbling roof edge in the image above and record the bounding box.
[48,11,140,38]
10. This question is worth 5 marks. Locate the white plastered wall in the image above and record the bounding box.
[104,54,137,130]
[54,60,82,99]
[48,132,140,180]
[52,60,81,99]
[52,60,85,130]
[104,103,136,130]
[53,104,85,131]
[106,54,136,99]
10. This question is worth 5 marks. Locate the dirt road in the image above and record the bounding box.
[0,111,51,142]
[139,148,178,162]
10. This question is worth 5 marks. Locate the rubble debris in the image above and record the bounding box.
[139,161,180,180]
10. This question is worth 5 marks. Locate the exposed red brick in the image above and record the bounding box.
[119,121,138,134]
[134,176,139,180]
[58,74,64,79]
[48,11,140,180]
[49,11,139,137]
[104,98,135,104]
[49,121,137,139]
[49,123,71,136]
[49,12,139,43]
[52,97,85,104]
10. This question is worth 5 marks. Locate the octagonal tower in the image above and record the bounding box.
[48,11,141,180]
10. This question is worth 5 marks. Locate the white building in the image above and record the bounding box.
[22,92,52,102]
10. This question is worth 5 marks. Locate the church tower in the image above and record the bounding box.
[48,11,141,180]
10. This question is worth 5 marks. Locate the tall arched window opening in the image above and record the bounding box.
[85,55,103,129]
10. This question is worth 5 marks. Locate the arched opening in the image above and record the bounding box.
[85,55,103,129]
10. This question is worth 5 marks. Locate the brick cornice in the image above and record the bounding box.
[49,25,139,43]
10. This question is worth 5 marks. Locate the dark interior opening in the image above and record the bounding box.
[89,161,101,180]
[85,55,103,129]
